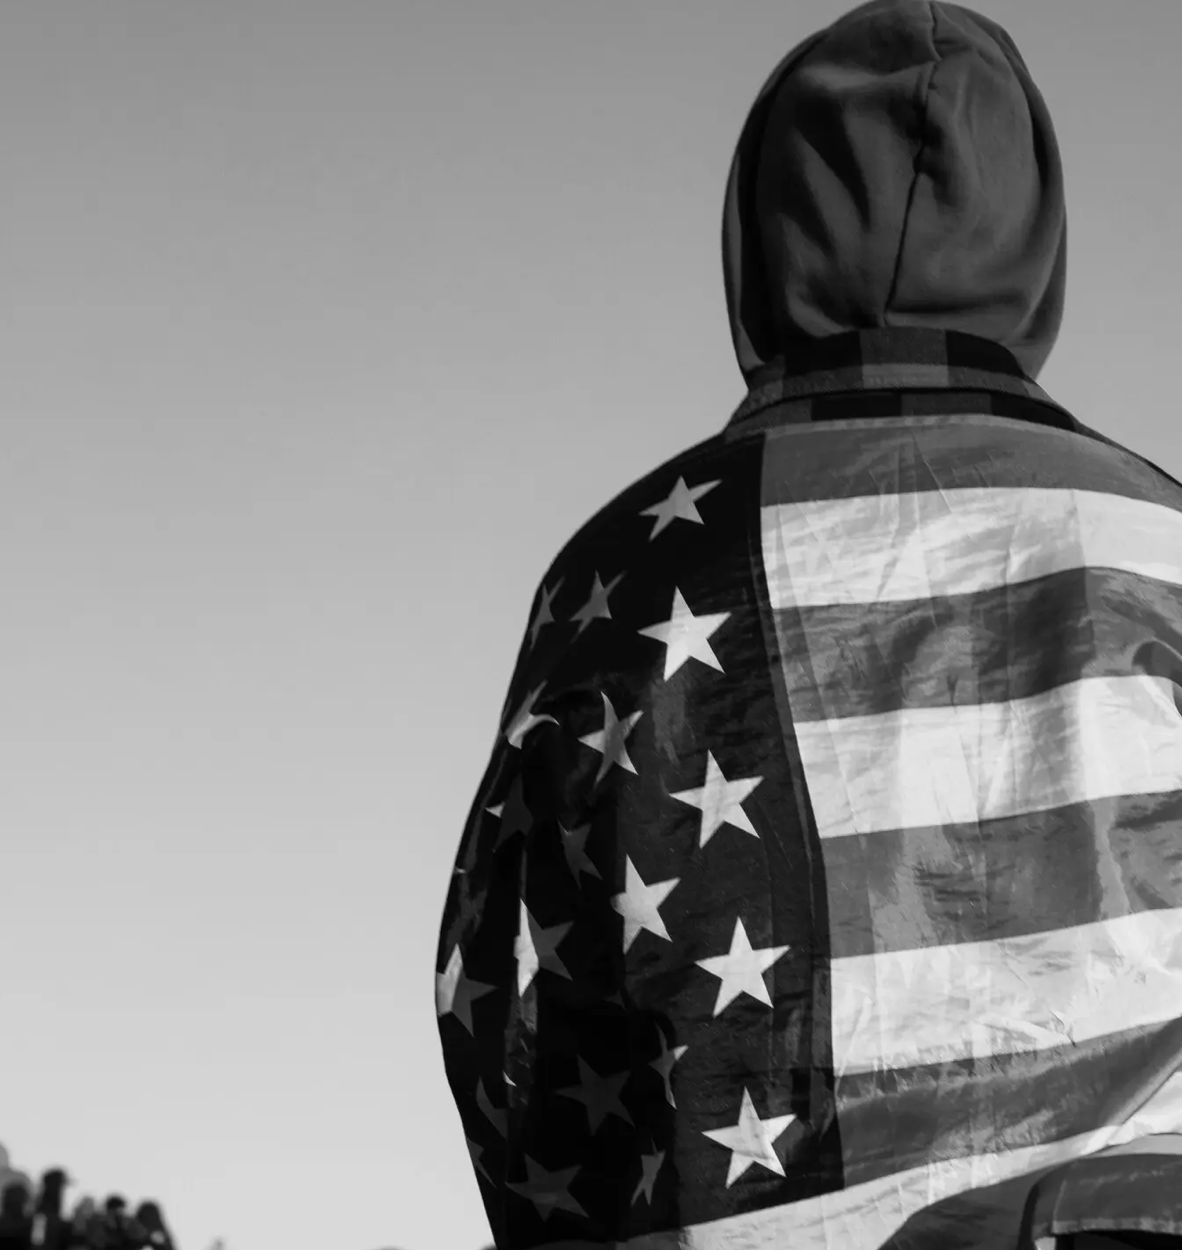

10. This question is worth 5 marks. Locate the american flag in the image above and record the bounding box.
[437,330,1182,1249]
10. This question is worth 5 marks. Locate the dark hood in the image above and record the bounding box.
[722,0,1066,382]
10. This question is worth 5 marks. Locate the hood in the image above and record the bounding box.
[723,0,1066,382]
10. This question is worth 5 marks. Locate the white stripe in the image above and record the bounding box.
[795,672,1182,839]
[832,908,1182,1074]
[604,1072,1182,1250]
[762,487,1182,609]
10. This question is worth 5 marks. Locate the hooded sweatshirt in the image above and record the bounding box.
[438,5,1182,1249]
[723,0,1066,383]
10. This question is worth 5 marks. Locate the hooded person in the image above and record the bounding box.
[130,1203,174,1250]
[437,3,1182,1248]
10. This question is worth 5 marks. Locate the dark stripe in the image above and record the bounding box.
[825,790,1182,958]
[943,330,1027,376]
[763,329,1024,377]
[727,389,1078,434]
[810,389,1065,424]
[836,1017,1182,1187]
[772,566,1182,722]
[759,416,1182,510]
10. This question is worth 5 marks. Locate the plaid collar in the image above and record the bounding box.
[727,327,1076,431]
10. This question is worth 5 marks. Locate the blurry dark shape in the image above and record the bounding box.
[66,1197,97,1250]
[31,1169,70,1250]
[131,1204,173,1250]
[0,1150,32,1225]
[97,1196,134,1250]
[0,1180,32,1250]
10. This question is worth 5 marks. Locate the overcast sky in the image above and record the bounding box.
[0,4,1179,1249]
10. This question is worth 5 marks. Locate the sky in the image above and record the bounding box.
[0,3,1179,1249]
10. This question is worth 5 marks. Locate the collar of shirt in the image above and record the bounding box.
[726,327,1077,433]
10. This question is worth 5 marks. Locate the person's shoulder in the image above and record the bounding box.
[538,427,733,584]
[1067,418,1182,506]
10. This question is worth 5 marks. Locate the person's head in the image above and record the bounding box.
[36,1168,69,1215]
[0,1181,29,1219]
[134,1201,165,1231]
[103,1194,127,1217]
[723,0,1066,382]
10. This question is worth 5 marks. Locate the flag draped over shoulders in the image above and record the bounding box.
[436,327,1182,1250]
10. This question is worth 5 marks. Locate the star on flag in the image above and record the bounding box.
[505,683,558,749]
[515,900,572,995]
[557,1057,633,1133]
[611,856,679,953]
[505,1156,587,1221]
[528,577,563,649]
[695,917,790,1015]
[570,570,625,637]
[494,775,532,848]
[702,1087,797,1187]
[476,1078,507,1138]
[640,476,721,540]
[435,944,494,1035]
[632,1148,666,1205]
[649,1027,688,1108]
[559,822,601,885]
[670,752,762,846]
[578,692,643,784]
[638,588,730,679]
[466,1135,492,1183]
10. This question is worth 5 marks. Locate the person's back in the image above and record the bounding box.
[437,3,1182,1247]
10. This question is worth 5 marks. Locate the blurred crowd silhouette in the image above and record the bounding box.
[0,1148,176,1250]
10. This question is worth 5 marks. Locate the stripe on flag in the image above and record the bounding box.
[775,567,1182,722]
[834,1020,1180,1184]
[830,906,1182,1074]
[759,415,1182,510]
[763,487,1182,609]
[824,791,1182,956]
[796,672,1182,840]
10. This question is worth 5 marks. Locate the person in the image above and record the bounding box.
[30,1169,70,1250]
[96,1198,132,1250]
[129,1203,173,1250]
[66,1197,102,1250]
[0,1152,32,1230]
[0,1182,32,1250]
[437,2,1182,1248]
[62,1197,94,1250]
